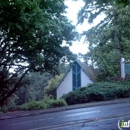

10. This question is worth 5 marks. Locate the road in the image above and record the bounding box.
[0,102,130,130]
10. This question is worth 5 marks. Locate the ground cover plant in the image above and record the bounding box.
[63,82,130,105]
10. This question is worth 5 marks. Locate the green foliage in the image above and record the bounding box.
[79,3,130,80]
[78,0,130,24]
[43,97,67,108]
[15,72,52,105]
[116,0,130,6]
[0,106,8,113]
[48,99,67,108]
[0,97,67,112]
[0,94,19,113]
[63,82,130,105]
[20,101,47,110]
[0,0,77,106]
[44,73,65,99]
[113,80,130,85]
[20,97,67,110]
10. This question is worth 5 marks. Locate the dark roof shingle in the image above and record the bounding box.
[77,60,97,82]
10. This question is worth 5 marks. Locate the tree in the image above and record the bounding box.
[0,0,77,106]
[15,72,52,105]
[44,73,65,99]
[15,62,71,105]
[78,0,130,24]
[78,0,130,80]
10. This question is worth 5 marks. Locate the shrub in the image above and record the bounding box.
[48,99,67,108]
[63,82,130,105]
[20,98,67,110]
[44,74,64,99]
[0,94,19,113]
[113,80,130,86]
[20,101,47,110]
[0,106,8,113]
[43,97,67,108]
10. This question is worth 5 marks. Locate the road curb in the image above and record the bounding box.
[0,98,130,120]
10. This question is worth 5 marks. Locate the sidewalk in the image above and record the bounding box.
[0,97,130,120]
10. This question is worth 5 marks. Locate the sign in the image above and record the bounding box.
[125,63,130,74]
[121,58,130,79]
[118,118,130,130]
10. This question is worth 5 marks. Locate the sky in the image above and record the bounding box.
[64,0,88,55]
[64,0,105,55]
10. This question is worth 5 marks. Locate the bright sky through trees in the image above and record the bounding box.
[65,0,105,54]
[65,0,88,54]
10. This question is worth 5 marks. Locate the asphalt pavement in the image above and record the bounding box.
[0,97,130,120]
[0,102,130,130]
[0,99,130,130]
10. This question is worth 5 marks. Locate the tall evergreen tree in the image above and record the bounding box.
[78,0,130,80]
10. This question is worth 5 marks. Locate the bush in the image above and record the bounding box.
[63,82,130,105]
[48,99,67,108]
[44,74,64,99]
[0,94,19,113]
[0,106,9,113]
[20,98,67,110]
[43,97,67,108]
[20,101,47,110]
[113,80,130,86]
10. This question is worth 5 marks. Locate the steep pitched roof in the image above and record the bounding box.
[77,60,97,82]
[56,61,97,90]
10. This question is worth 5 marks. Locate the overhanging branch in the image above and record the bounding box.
[0,67,30,106]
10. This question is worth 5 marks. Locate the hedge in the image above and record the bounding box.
[20,98,67,110]
[63,82,130,105]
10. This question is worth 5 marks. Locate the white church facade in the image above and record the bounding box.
[56,61,97,99]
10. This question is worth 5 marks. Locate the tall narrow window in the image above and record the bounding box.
[72,62,81,90]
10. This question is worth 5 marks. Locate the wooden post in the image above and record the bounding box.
[121,58,125,79]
